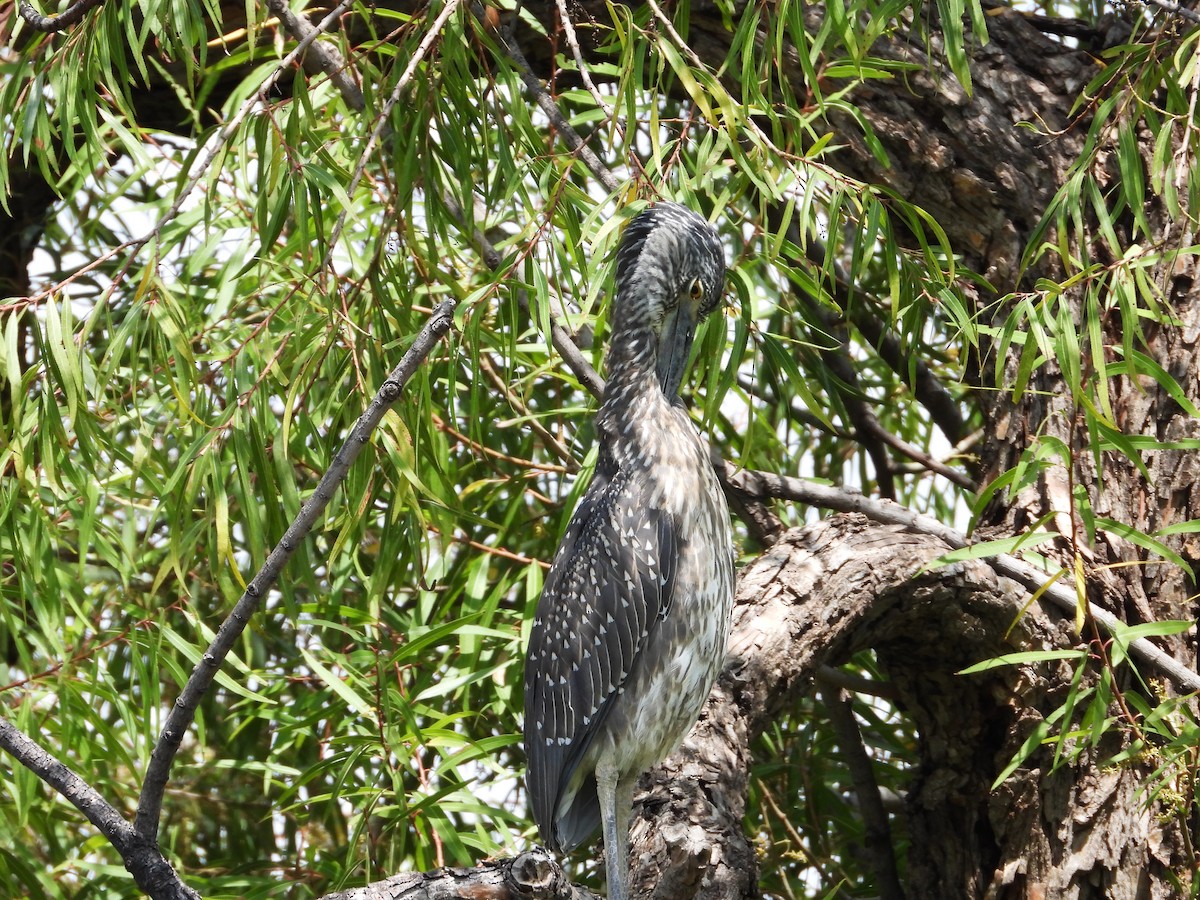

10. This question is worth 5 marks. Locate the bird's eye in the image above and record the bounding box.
[689,279,704,300]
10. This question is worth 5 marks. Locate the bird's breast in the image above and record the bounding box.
[597,440,735,774]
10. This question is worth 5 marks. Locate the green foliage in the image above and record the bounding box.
[1,0,1197,896]
[751,657,915,898]
[971,12,1200,698]
[961,619,1199,807]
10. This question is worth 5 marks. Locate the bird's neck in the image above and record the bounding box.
[596,323,681,456]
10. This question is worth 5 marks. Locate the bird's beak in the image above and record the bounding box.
[655,301,699,399]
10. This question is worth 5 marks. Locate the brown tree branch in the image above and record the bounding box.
[792,293,899,499]
[817,663,899,701]
[863,420,977,491]
[763,202,970,495]
[476,353,582,470]
[800,237,967,446]
[771,215,974,492]
[496,22,623,195]
[726,467,1200,695]
[737,373,856,440]
[713,448,786,547]
[1142,0,1200,23]
[551,0,614,117]
[265,0,365,110]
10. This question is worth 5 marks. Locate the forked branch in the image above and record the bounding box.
[0,718,200,900]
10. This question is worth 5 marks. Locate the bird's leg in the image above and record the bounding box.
[596,760,636,900]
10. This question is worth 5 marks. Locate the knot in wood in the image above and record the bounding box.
[378,379,401,403]
[505,848,567,897]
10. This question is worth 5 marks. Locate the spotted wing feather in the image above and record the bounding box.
[523,457,678,852]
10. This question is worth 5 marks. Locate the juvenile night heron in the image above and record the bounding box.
[523,202,735,900]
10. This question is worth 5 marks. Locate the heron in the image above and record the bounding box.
[523,201,735,900]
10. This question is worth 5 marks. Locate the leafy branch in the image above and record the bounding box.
[131,300,456,839]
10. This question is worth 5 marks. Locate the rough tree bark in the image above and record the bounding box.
[808,9,1198,897]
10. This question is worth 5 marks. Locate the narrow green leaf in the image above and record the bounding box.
[959,649,1085,675]
[299,647,377,719]
[1096,517,1194,575]
[927,531,1058,569]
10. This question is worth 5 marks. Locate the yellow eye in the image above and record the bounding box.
[689,279,703,300]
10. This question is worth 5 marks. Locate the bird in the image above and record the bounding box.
[523,201,735,900]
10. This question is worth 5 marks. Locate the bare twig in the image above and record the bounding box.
[728,468,1200,695]
[774,196,966,448]
[497,23,622,195]
[1017,11,1109,39]
[817,664,899,701]
[433,411,572,474]
[0,718,200,900]
[861,416,978,491]
[764,204,970,491]
[817,681,906,900]
[134,301,457,840]
[752,355,974,489]
[17,0,103,32]
[552,0,614,118]
[428,523,553,569]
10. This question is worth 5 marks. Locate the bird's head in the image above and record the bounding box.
[610,202,726,399]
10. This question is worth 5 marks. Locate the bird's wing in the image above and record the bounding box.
[523,462,679,850]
